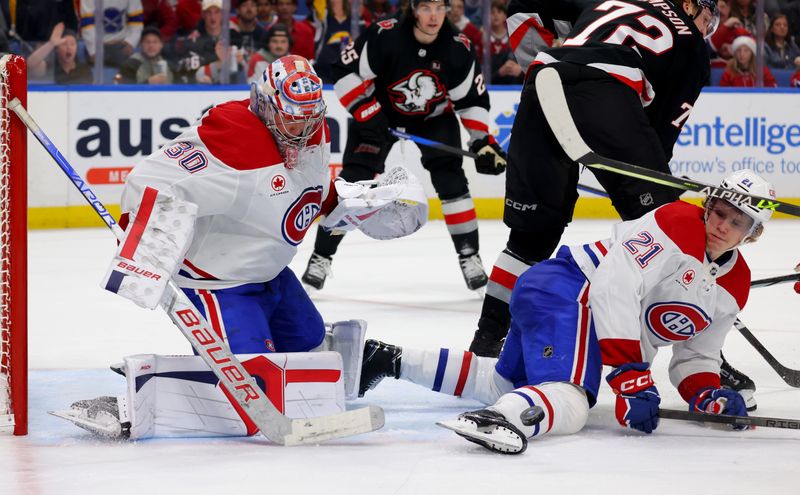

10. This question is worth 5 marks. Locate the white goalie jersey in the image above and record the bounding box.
[568,201,750,402]
[120,99,334,290]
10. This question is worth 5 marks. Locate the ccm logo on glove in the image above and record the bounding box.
[616,374,654,393]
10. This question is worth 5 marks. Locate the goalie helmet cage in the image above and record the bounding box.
[0,54,28,436]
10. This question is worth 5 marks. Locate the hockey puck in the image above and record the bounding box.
[520,405,545,427]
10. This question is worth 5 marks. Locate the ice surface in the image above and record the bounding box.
[2,219,799,494]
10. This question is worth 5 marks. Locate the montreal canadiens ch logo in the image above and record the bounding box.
[282,186,322,246]
[645,302,711,342]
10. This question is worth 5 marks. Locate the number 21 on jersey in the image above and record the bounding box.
[623,231,664,268]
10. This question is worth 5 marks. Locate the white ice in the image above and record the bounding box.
[2,218,799,494]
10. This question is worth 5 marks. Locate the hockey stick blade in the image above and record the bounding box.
[535,67,800,217]
[750,272,800,289]
[11,97,385,445]
[660,408,800,430]
[734,319,800,387]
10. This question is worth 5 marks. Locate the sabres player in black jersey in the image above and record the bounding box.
[469,0,721,356]
[301,0,508,293]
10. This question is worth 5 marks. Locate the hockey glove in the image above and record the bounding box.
[469,136,507,175]
[352,98,391,145]
[606,362,661,434]
[689,387,749,430]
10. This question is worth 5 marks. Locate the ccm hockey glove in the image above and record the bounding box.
[689,387,749,430]
[352,98,391,144]
[606,362,661,434]
[469,136,507,175]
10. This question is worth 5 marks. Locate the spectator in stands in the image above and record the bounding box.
[720,35,778,87]
[791,67,800,87]
[275,0,316,60]
[169,0,243,83]
[709,0,750,68]
[729,0,771,34]
[143,0,179,42]
[448,0,482,62]
[488,0,523,85]
[233,0,269,58]
[6,0,79,46]
[247,22,291,82]
[80,0,145,67]
[256,0,276,28]
[176,0,203,36]
[26,22,93,84]
[313,0,355,83]
[116,26,173,84]
[464,0,483,26]
[362,0,396,26]
[765,14,800,69]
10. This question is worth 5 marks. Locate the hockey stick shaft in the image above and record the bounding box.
[535,67,800,217]
[660,408,800,429]
[389,128,607,197]
[733,318,800,387]
[750,272,800,288]
[9,98,384,445]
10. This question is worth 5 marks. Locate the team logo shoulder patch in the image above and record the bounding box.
[377,19,397,32]
[281,186,323,246]
[454,33,471,50]
[645,301,711,342]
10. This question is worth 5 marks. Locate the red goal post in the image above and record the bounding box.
[0,54,28,436]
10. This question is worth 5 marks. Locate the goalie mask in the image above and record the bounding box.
[704,170,776,245]
[250,55,326,150]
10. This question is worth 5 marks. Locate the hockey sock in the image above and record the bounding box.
[489,383,589,439]
[401,348,513,403]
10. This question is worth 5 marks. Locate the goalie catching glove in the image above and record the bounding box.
[469,136,507,175]
[321,166,428,240]
[101,187,197,309]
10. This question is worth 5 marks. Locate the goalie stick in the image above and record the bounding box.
[9,98,384,446]
[388,128,605,197]
[534,67,800,217]
[659,408,800,430]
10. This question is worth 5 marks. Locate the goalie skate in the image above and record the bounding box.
[437,409,527,455]
[50,396,130,439]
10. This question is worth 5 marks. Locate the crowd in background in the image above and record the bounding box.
[1,0,799,87]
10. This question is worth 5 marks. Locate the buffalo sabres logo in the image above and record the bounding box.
[388,70,446,114]
[645,302,711,342]
[281,186,323,246]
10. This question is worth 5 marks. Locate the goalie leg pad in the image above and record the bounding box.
[55,352,346,440]
[329,320,368,400]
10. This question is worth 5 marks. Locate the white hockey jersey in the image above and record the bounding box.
[568,201,750,402]
[121,100,333,290]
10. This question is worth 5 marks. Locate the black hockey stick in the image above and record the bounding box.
[660,408,800,430]
[733,319,800,387]
[389,128,608,197]
[534,67,800,217]
[10,98,385,445]
[751,272,800,288]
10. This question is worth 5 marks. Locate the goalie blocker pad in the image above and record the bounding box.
[101,186,198,309]
[321,166,428,240]
[120,352,345,439]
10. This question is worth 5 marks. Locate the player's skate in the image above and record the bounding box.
[50,396,131,439]
[459,253,488,291]
[720,355,757,411]
[358,339,402,397]
[437,408,530,455]
[302,252,332,291]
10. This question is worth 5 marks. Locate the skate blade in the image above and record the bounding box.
[49,409,124,438]
[436,419,525,454]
